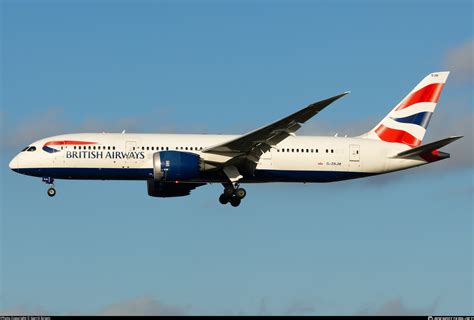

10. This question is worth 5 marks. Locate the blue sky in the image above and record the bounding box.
[1,0,472,315]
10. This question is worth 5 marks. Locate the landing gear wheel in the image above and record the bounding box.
[47,187,56,197]
[230,197,241,207]
[224,186,234,197]
[219,194,229,205]
[235,188,246,199]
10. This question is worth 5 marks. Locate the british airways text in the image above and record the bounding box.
[66,151,145,159]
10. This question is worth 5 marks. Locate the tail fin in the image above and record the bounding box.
[364,71,449,148]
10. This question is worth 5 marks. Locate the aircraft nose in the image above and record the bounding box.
[9,156,18,171]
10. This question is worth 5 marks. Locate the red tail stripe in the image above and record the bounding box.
[375,124,422,148]
[395,83,444,111]
[45,140,97,146]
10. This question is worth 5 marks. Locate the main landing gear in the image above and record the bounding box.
[43,177,56,197]
[219,184,246,207]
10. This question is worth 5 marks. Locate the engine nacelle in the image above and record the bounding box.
[147,179,197,197]
[153,151,202,182]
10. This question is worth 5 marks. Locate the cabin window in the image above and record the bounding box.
[113,146,116,150]
[331,149,334,153]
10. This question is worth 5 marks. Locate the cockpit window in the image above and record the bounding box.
[21,147,29,152]
[27,146,37,151]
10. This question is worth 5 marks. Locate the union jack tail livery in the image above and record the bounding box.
[365,71,449,148]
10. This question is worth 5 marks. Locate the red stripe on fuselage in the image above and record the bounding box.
[395,83,444,111]
[375,124,422,148]
[44,140,97,146]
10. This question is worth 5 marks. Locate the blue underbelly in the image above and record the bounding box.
[14,167,374,183]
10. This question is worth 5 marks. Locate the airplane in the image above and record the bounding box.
[9,71,462,207]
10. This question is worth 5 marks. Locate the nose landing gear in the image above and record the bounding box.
[219,184,246,207]
[47,187,56,197]
[42,177,56,197]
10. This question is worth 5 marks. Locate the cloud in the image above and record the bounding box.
[0,108,173,154]
[97,296,190,316]
[444,39,474,84]
[0,296,190,316]
[426,105,473,170]
[252,297,316,316]
[1,296,442,316]
[356,297,439,316]
[0,305,49,316]
[257,297,268,315]
[0,106,215,156]
[283,300,316,315]
[1,109,68,152]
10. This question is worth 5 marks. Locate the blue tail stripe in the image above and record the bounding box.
[392,111,433,129]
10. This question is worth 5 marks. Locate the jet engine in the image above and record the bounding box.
[153,151,203,182]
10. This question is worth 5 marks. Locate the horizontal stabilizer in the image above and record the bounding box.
[393,136,463,159]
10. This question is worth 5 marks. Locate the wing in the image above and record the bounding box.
[202,92,349,174]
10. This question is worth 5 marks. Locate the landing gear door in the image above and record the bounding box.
[349,144,360,162]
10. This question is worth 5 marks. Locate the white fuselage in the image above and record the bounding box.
[9,133,429,183]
